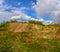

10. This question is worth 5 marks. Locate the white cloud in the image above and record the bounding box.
[33,0,60,24]
[51,10,60,23]
[43,20,53,25]
[38,19,44,22]
[51,1,60,23]
[33,0,58,15]
[0,0,4,5]
[11,14,31,21]
[11,14,44,22]
[0,0,28,22]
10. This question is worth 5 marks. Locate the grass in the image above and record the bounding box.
[19,38,60,52]
[0,32,60,52]
[0,32,13,52]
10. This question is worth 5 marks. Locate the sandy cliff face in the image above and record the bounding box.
[10,23,28,32]
[9,22,60,41]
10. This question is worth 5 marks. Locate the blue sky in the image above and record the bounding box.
[0,0,60,24]
[4,0,36,8]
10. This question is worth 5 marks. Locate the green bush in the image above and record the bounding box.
[0,22,9,31]
[10,20,17,23]
[29,20,44,25]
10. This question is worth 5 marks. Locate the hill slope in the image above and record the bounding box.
[0,21,60,52]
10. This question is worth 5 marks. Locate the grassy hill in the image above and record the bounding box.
[0,20,60,52]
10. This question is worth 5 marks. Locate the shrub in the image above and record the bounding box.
[10,20,17,23]
[29,20,44,25]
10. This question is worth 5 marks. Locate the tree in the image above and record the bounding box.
[29,20,44,25]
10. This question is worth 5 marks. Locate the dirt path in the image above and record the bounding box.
[14,23,28,32]
[10,23,28,32]
[9,23,19,31]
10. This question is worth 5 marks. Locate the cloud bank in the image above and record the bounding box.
[33,0,60,24]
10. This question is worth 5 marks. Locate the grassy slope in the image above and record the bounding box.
[0,21,60,52]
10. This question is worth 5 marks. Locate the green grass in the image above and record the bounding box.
[0,32,60,52]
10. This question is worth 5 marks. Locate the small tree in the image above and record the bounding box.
[29,20,44,25]
[10,19,17,23]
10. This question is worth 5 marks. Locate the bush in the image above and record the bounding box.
[29,20,44,25]
[10,20,17,23]
[0,34,13,52]
[0,22,9,31]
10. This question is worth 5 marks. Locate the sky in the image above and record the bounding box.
[0,0,60,24]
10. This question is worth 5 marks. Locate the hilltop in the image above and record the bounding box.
[0,20,60,52]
